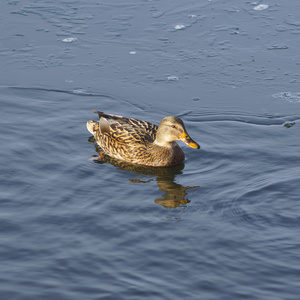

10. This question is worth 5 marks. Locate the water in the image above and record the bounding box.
[1,0,300,299]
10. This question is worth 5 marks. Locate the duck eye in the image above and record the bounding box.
[171,125,176,129]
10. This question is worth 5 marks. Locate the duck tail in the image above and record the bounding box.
[86,120,99,134]
[92,110,105,118]
[92,110,123,120]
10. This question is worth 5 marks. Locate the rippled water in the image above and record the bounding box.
[1,1,300,299]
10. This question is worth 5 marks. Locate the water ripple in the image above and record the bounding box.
[181,109,300,126]
[8,86,111,98]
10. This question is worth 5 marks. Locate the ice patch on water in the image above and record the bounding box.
[73,88,89,95]
[272,92,300,103]
[62,37,77,43]
[253,4,269,11]
[167,76,179,81]
[174,24,185,30]
[267,44,289,50]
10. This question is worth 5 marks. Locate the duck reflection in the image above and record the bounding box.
[89,139,197,208]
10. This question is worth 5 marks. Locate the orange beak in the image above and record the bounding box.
[179,132,200,149]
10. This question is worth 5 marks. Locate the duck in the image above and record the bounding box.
[86,110,200,167]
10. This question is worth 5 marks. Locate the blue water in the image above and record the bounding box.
[1,1,300,299]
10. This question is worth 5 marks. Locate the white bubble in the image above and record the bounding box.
[167,76,179,81]
[62,37,78,43]
[253,4,269,11]
[129,51,136,55]
[174,24,185,30]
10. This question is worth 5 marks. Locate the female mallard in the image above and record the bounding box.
[87,111,200,167]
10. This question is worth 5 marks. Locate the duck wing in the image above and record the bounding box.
[93,110,158,143]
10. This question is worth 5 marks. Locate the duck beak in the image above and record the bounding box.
[179,132,200,149]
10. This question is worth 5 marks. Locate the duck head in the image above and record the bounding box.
[155,116,200,149]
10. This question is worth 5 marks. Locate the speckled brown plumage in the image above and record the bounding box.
[87,111,200,167]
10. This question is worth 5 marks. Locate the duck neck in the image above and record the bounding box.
[154,132,175,148]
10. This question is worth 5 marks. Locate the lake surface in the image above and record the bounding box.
[1,1,300,299]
